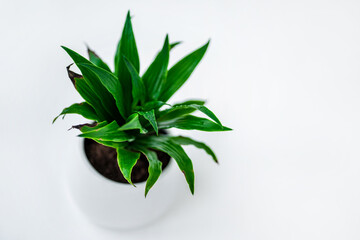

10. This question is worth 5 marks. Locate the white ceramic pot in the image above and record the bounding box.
[67,139,182,230]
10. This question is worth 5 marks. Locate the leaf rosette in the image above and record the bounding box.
[54,11,231,196]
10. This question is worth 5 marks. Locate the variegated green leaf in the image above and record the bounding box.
[77,63,127,119]
[142,35,169,100]
[53,102,99,123]
[132,146,162,197]
[95,140,128,149]
[119,113,147,133]
[173,99,206,107]
[87,46,112,72]
[79,121,108,133]
[114,11,139,115]
[159,104,221,125]
[62,46,120,120]
[160,41,210,102]
[138,109,158,135]
[136,101,169,112]
[158,115,231,132]
[135,136,194,194]
[79,121,134,142]
[123,56,146,106]
[171,136,218,163]
[73,77,109,121]
[116,148,140,185]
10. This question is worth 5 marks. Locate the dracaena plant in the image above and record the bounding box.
[54,11,231,196]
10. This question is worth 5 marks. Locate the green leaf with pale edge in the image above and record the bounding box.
[133,146,162,197]
[74,78,108,121]
[95,140,128,148]
[194,105,222,125]
[158,105,196,120]
[87,46,112,72]
[158,115,231,132]
[142,35,169,100]
[134,136,195,194]
[53,102,98,123]
[119,113,147,133]
[160,41,210,102]
[138,109,158,135]
[173,99,206,107]
[136,101,168,112]
[79,121,134,142]
[80,121,108,133]
[77,63,127,119]
[62,46,120,120]
[123,56,146,106]
[159,104,221,125]
[114,11,139,115]
[156,99,205,118]
[116,148,140,185]
[171,136,218,163]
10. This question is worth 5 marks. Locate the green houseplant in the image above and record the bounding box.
[54,11,230,200]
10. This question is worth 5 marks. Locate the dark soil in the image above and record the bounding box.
[84,138,171,183]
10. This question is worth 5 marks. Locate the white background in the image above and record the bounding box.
[1,0,360,239]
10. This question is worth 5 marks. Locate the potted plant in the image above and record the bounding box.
[54,11,231,229]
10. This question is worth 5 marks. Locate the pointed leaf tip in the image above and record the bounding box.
[170,41,182,50]
[65,63,82,86]
[222,126,233,131]
[86,45,112,72]
[159,40,211,102]
[116,148,140,186]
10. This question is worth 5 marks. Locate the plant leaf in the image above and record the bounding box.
[74,77,108,121]
[134,136,195,194]
[95,140,128,148]
[170,41,181,50]
[193,104,222,125]
[132,146,162,197]
[79,121,108,132]
[123,56,146,106]
[158,115,231,132]
[160,41,210,102]
[79,121,134,142]
[65,63,82,86]
[87,45,112,72]
[53,102,99,123]
[158,103,218,123]
[173,99,206,107]
[160,104,221,125]
[64,64,109,120]
[158,105,197,120]
[156,100,206,119]
[114,11,139,115]
[77,122,130,148]
[118,113,147,133]
[135,101,169,112]
[138,109,158,135]
[142,35,170,100]
[171,136,218,163]
[77,63,127,119]
[62,47,120,121]
[61,46,89,64]
[116,148,140,186]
